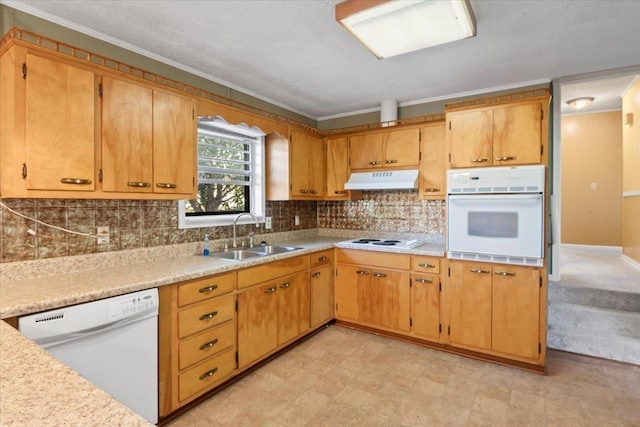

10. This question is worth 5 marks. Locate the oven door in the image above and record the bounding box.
[447,194,544,263]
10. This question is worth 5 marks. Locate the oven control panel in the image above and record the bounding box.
[447,165,545,194]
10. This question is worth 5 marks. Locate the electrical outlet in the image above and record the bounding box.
[97,226,110,244]
[294,215,300,226]
[265,216,272,229]
[590,182,597,190]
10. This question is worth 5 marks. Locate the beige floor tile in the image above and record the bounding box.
[510,389,546,413]
[466,409,508,427]
[506,406,547,427]
[472,395,509,419]
[334,384,373,408]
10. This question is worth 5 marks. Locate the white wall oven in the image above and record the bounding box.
[447,165,546,266]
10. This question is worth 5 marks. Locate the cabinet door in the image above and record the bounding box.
[370,269,410,332]
[237,281,279,368]
[277,271,310,345]
[290,130,325,197]
[411,274,440,341]
[326,137,350,199]
[310,265,334,328]
[419,123,446,198]
[448,261,492,350]
[101,76,153,192]
[493,103,542,165]
[335,264,372,323]
[153,90,195,195]
[492,266,540,360]
[25,53,95,191]
[382,127,420,168]
[448,110,493,168]
[349,133,383,170]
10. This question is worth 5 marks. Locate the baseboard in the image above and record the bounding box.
[622,254,640,272]
[561,244,622,253]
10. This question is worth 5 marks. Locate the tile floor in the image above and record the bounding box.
[168,326,640,427]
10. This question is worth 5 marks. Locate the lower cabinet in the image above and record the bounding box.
[310,250,335,328]
[411,273,441,341]
[448,260,542,362]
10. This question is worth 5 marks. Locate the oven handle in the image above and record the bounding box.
[447,194,542,201]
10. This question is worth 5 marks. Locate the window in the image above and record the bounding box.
[179,116,265,228]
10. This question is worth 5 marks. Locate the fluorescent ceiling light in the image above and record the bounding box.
[336,0,476,59]
[566,97,595,110]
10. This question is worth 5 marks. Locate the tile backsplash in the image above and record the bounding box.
[0,191,445,263]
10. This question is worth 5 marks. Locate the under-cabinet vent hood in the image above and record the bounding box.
[344,170,419,190]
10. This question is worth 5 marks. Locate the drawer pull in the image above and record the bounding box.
[299,189,308,194]
[199,367,218,381]
[334,190,346,194]
[416,278,433,284]
[264,287,277,294]
[385,159,398,164]
[495,271,516,277]
[470,268,490,274]
[369,161,381,165]
[495,156,517,162]
[471,158,489,163]
[418,263,436,269]
[198,285,219,293]
[280,282,290,289]
[156,182,177,189]
[373,272,387,278]
[127,181,151,188]
[424,188,440,193]
[199,338,219,350]
[199,311,218,321]
[60,178,92,185]
[309,190,318,194]
[318,256,327,262]
[356,270,369,275]
[311,272,321,278]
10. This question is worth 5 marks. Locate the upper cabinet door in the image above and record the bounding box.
[326,137,349,198]
[25,53,96,191]
[448,110,493,168]
[349,133,383,170]
[290,130,325,197]
[493,103,542,165]
[419,123,446,199]
[153,90,196,195]
[101,76,153,193]
[382,127,420,168]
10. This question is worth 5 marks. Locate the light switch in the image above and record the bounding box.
[590,183,597,190]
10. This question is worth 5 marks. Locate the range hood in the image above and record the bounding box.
[344,169,419,190]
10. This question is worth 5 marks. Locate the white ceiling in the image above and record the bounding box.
[4,0,640,120]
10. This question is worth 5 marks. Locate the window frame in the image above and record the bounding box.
[178,117,266,229]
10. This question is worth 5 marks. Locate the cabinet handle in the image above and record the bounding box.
[369,161,381,165]
[385,160,398,164]
[199,367,218,381]
[416,278,433,284]
[299,189,308,194]
[309,190,318,194]
[495,271,516,276]
[318,256,327,261]
[199,338,219,350]
[60,178,92,185]
[471,158,489,163]
[264,287,277,294]
[156,182,177,189]
[334,191,346,195]
[418,263,436,269]
[356,270,369,275]
[127,181,151,188]
[373,272,387,278]
[280,282,290,289]
[311,272,321,278]
[470,268,490,274]
[198,285,219,293]
[424,188,440,193]
[199,310,218,321]
[495,156,517,162]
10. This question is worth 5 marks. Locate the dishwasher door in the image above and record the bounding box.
[19,289,158,424]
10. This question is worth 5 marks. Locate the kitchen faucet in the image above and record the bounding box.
[232,213,260,248]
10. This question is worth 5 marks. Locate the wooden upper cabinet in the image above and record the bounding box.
[25,52,96,191]
[448,110,493,168]
[349,127,420,171]
[289,129,325,198]
[101,76,153,193]
[419,122,446,199]
[493,103,542,165]
[153,90,196,195]
[326,137,350,199]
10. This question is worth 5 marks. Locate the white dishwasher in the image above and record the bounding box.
[19,288,158,424]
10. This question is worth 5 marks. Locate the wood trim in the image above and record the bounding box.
[445,89,550,111]
[335,0,389,22]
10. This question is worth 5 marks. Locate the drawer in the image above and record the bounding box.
[237,255,309,289]
[179,320,235,370]
[336,249,410,270]
[411,256,441,274]
[178,294,235,338]
[178,348,236,401]
[177,272,236,307]
[310,249,333,269]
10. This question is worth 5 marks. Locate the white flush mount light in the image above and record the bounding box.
[336,0,476,59]
[567,97,595,110]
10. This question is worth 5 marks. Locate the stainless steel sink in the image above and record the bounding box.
[247,245,302,255]
[209,250,265,261]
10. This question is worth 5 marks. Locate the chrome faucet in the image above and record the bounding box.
[232,213,259,248]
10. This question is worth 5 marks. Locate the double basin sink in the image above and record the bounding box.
[209,245,302,261]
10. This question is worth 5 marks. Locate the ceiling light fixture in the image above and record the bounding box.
[335,0,476,59]
[566,97,595,110]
